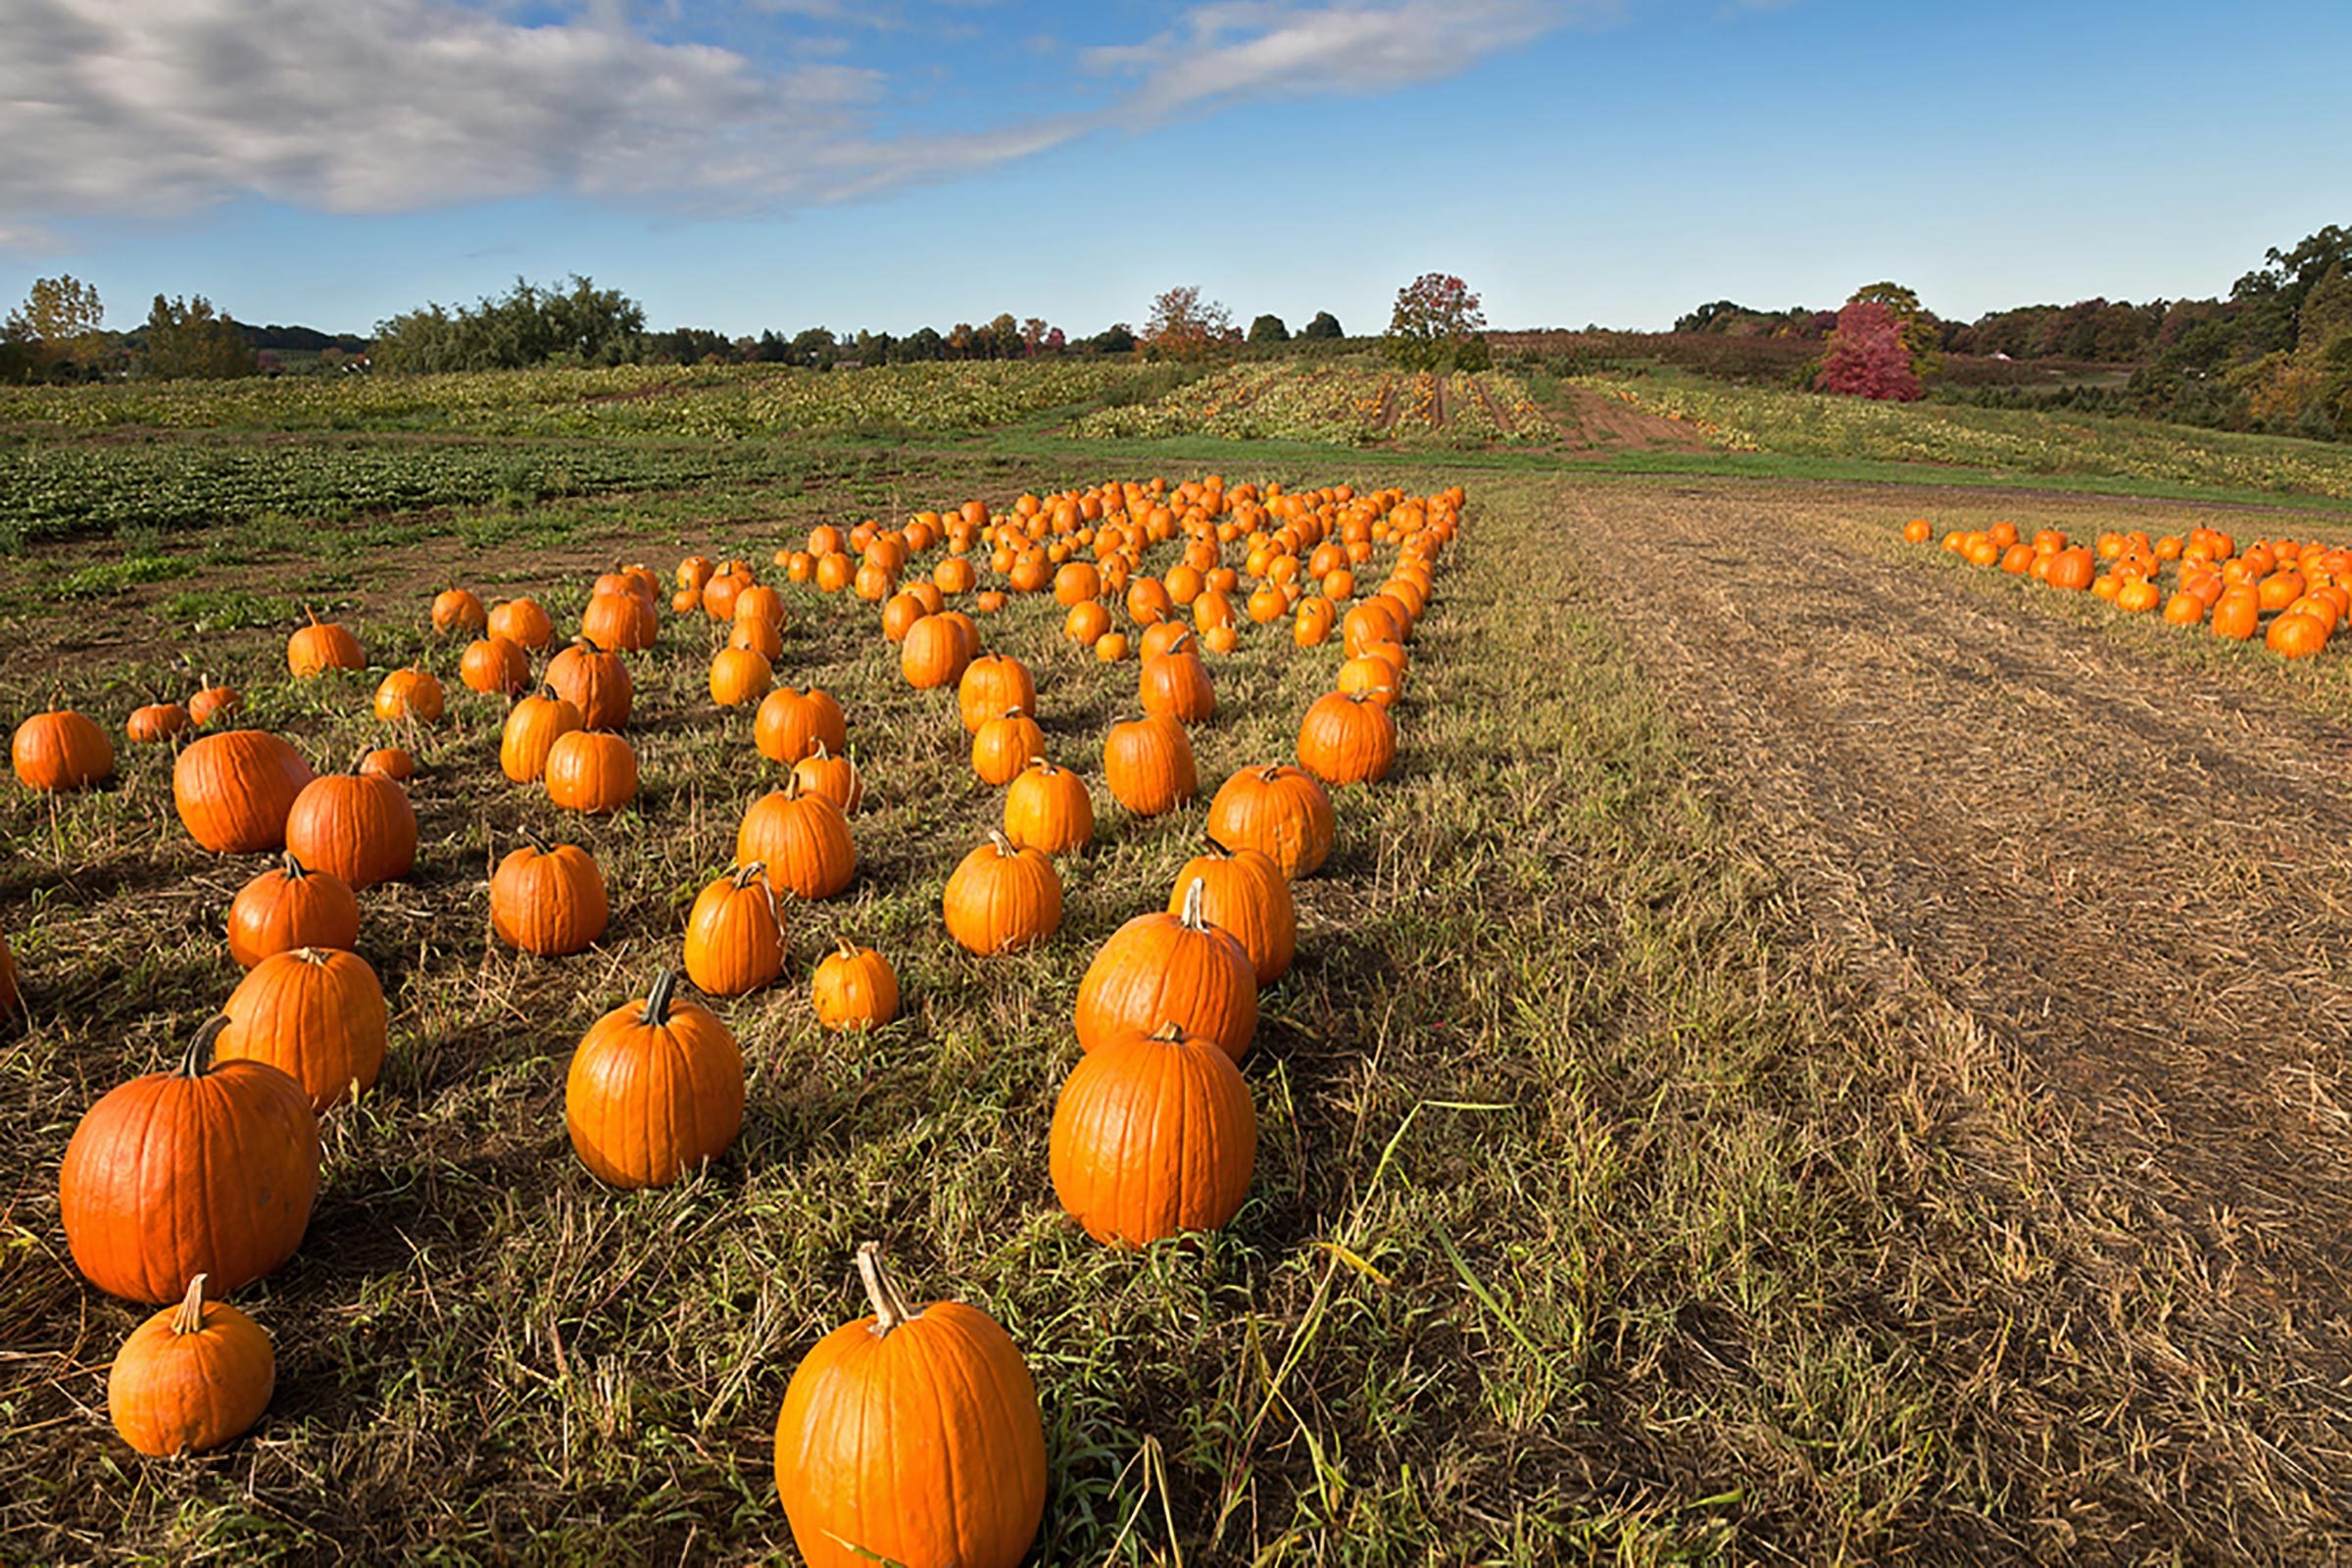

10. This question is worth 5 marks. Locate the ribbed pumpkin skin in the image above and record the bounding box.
[59,1026,320,1304]
[226,855,362,968]
[812,942,898,1031]
[1102,715,1197,816]
[1002,760,1093,855]
[790,745,862,814]
[1139,642,1215,725]
[217,948,389,1110]
[187,685,241,727]
[899,614,969,689]
[174,730,317,855]
[431,588,487,635]
[1297,692,1396,786]
[738,788,856,900]
[683,867,785,996]
[943,837,1062,955]
[546,640,634,731]
[489,843,609,956]
[709,646,774,708]
[126,703,191,744]
[754,687,849,765]
[500,689,583,784]
[286,620,365,678]
[1168,847,1294,986]
[564,975,744,1189]
[283,773,417,889]
[1074,883,1256,1060]
[971,710,1045,787]
[460,635,531,696]
[1050,1026,1257,1246]
[488,598,554,651]
[1205,763,1334,879]
[108,1277,276,1456]
[546,731,639,814]
[371,668,445,723]
[956,655,1035,735]
[580,591,657,654]
[775,1253,1046,1568]
[13,709,116,791]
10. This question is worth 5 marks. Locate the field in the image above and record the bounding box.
[8,361,2352,1565]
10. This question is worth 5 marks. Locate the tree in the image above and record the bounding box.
[5,274,106,377]
[139,294,258,379]
[1299,311,1344,341]
[1248,314,1290,345]
[1847,282,1941,375]
[789,326,838,368]
[1384,273,1487,371]
[1089,322,1137,357]
[371,275,644,372]
[1143,286,1233,361]
[1814,300,1921,401]
[1674,300,1759,334]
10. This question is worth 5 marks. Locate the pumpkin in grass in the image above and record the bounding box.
[2211,588,2260,641]
[755,687,849,766]
[460,635,531,696]
[489,837,608,956]
[107,1274,276,1457]
[227,853,360,969]
[944,832,1062,955]
[1075,879,1256,1060]
[581,590,658,653]
[1102,713,1196,816]
[957,654,1036,735]
[488,597,555,652]
[972,709,1046,788]
[774,1242,1046,1568]
[217,947,388,1111]
[900,614,969,690]
[2268,611,2329,659]
[174,730,315,854]
[126,703,190,745]
[501,685,582,784]
[546,638,632,731]
[565,970,743,1190]
[1205,763,1333,879]
[735,583,788,631]
[1336,655,1398,707]
[1138,620,1189,661]
[1169,844,1294,985]
[710,646,774,708]
[683,864,785,997]
[738,783,855,901]
[2043,547,2096,592]
[790,743,862,814]
[13,709,116,791]
[60,1016,320,1304]
[187,685,241,727]
[729,613,784,662]
[1003,760,1092,855]
[1139,633,1214,725]
[431,589,487,636]
[284,768,416,889]
[358,748,413,783]
[1050,1022,1256,1248]
[1297,691,1396,786]
[371,667,445,724]
[1094,631,1130,663]
[812,940,898,1031]
[286,616,365,678]
[546,731,638,814]
[1064,601,1111,646]
[881,591,928,643]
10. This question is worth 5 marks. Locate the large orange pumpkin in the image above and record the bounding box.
[1102,714,1196,816]
[738,784,856,901]
[1167,845,1294,985]
[12,709,115,792]
[565,970,744,1189]
[283,769,417,888]
[943,832,1062,955]
[1205,763,1334,879]
[225,853,362,969]
[217,947,389,1111]
[1050,1022,1256,1247]
[174,730,316,855]
[1074,879,1256,1060]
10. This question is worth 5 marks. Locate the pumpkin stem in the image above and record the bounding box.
[834,937,858,960]
[855,1242,921,1337]
[176,1015,232,1078]
[987,828,1017,857]
[641,969,680,1027]
[1151,1021,1187,1044]
[280,850,310,880]
[1179,876,1208,931]
[732,862,766,889]
[520,827,554,856]
[171,1273,211,1336]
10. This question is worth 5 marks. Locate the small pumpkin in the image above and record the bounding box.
[972,709,1046,788]
[358,747,414,783]
[501,684,584,784]
[431,588,488,636]
[774,1242,1047,1568]
[1074,878,1256,1060]
[546,731,639,814]
[187,685,241,727]
[790,743,863,814]
[371,667,445,724]
[286,614,365,678]
[218,946,389,1111]
[1049,1022,1256,1247]
[565,969,744,1189]
[1003,759,1093,855]
[126,703,191,744]
[283,767,417,888]
[710,646,774,708]
[489,836,609,956]
[738,783,856,901]
[107,1274,275,1457]
[1205,763,1334,879]
[488,597,555,652]
[1297,690,1396,786]
[755,686,849,766]
[174,730,316,854]
[13,708,116,791]
[683,864,786,997]
[226,852,361,969]
[811,940,898,1031]
[460,635,531,696]
[1102,713,1197,817]
[546,638,633,731]
[943,832,1063,955]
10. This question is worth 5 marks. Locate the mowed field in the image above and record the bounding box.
[7,365,2352,1565]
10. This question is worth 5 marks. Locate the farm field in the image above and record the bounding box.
[10,366,2352,1566]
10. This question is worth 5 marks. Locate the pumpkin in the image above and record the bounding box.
[880,591,928,643]
[683,864,785,996]
[2268,611,2329,659]
[1140,633,1214,724]
[957,654,1037,735]
[1139,620,1190,660]
[774,1242,1046,1568]
[1064,601,1112,646]
[358,748,414,783]
[1050,1022,1256,1247]
[812,940,898,1031]
[581,590,657,653]
[735,583,786,630]
[972,709,1046,787]
[174,730,315,854]
[1168,844,1294,985]
[565,970,744,1189]
[500,684,583,784]
[459,635,531,696]
[791,743,863,814]
[1003,759,1093,855]
[283,768,416,888]
[755,687,849,766]
[226,852,361,969]
[371,667,445,724]
[490,837,609,956]
[430,588,487,636]
[546,638,633,731]
[1095,632,1130,663]
[107,1274,275,1457]
[2043,548,2096,592]
[1205,763,1334,879]
[738,784,856,900]
[900,614,969,690]
[13,709,116,791]
[546,731,639,814]
[60,1016,320,1304]
[710,646,774,708]
[488,597,555,652]
[187,685,241,727]
[1297,691,1396,786]
[217,946,389,1111]
[944,832,1063,955]
[126,702,190,744]
[1074,879,1256,1060]
[1102,713,1197,816]
[286,615,365,678]
[1335,654,1398,708]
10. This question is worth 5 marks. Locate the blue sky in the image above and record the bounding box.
[3,0,2344,338]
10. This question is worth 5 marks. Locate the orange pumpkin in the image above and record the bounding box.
[1050,1023,1256,1248]
[107,1273,276,1457]
[1074,879,1256,1060]
[217,947,388,1111]
[811,940,898,1032]
[565,970,744,1189]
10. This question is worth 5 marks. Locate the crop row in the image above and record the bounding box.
[1071,358,1550,447]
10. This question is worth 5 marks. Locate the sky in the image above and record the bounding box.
[2,0,2346,339]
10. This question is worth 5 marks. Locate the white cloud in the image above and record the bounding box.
[0,0,1592,251]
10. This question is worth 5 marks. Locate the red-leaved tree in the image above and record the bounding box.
[1814,300,1922,401]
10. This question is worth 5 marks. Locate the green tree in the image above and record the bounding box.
[5,274,105,376]
[1248,314,1290,344]
[140,294,257,379]
[1298,311,1344,341]
[2297,263,2352,357]
[1383,273,1486,372]
[371,276,644,371]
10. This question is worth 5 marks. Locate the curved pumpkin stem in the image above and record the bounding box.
[641,968,680,1027]
[987,829,1018,858]
[1178,876,1208,932]
[1150,1021,1187,1045]
[833,937,859,960]
[172,1273,211,1336]
[855,1241,920,1337]
[280,850,311,880]
[520,827,554,857]
[176,1015,232,1079]
[731,862,767,890]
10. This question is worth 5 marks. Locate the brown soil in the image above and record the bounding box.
[1559,385,1711,453]
[1565,477,2352,1558]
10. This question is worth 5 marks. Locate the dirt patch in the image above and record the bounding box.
[1558,385,1712,454]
